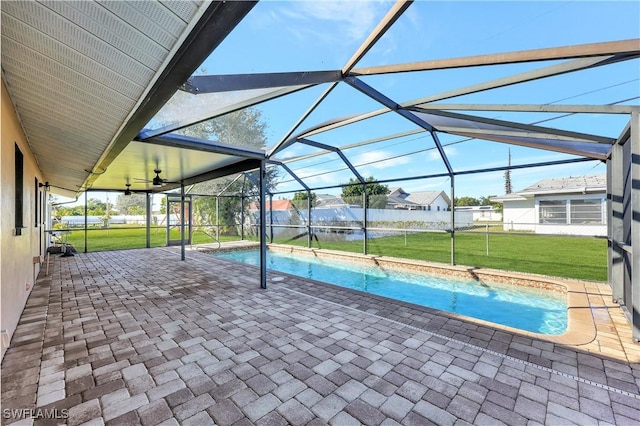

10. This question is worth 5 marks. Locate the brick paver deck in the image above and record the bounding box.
[2,247,639,425]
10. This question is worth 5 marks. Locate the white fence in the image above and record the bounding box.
[248,207,474,239]
[58,214,180,227]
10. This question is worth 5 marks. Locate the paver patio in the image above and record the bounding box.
[2,247,639,425]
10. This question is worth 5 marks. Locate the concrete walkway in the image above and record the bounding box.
[1,248,639,425]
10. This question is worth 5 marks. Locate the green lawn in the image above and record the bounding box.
[62,226,607,282]
[63,226,243,252]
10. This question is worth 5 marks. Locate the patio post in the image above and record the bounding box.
[241,195,245,241]
[307,189,312,248]
[269,193,274,243]
[216,196,220,241]
[450,175,455,265]
[363,183,368,255]
[608,135,624,303]
[259,161,267,289]
[180,183,186,261]
[631,111,639,341]
[84,190,88,253]
[146,192,151,248]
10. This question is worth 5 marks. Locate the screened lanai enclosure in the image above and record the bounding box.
[4,1,638,340]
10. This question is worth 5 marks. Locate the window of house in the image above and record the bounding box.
[570,199,602,224]
[35,177,39,226]
[15,143,24,232]
[539,200,566,224]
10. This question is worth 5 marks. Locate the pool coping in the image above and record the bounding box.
[265,244,597,347]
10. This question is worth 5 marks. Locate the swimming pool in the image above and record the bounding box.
[213,249,567,335]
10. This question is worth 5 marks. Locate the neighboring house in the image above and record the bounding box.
[315,194,352,208]
[248,199,293,211]
[387,187,451,211]
[491,174,606,236]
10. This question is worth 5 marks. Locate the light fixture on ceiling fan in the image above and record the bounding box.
[152,169,165,187]
[124,183,131,196]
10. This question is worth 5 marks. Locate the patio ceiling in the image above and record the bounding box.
[1,0,256,196]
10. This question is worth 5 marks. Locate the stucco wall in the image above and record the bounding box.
[1,79,46,360]
[501,193,607,236]
[501,198,536,231]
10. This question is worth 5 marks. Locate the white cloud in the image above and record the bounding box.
[263,1,393,47]
[428,145,457,161]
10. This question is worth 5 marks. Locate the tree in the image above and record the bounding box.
[86,198,107,216]
[504,148,513,194]
[341,177,389,208]
[480,195,503,214]
[455,196,480,206]
[179,108,279,236]
[115,193,146,215]
[292,191,316,208]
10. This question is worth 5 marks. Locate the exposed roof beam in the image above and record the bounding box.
[182,159,262,187]
[268,82,340,157]
[452,131,609,160]
[410,103,640,114]
[298,138,365,183]
[84,1,257,191]
[296,109,389,140]
[180,70,342,94]
[136,132,266,160]
[436,127,606,143]
[350,39,640,75]
[342,0,413,74]
[410,109,615,144]
[269,161,310,191]
[275,129,425,165]
[242,171,271,196]
[402,54,638,108]
[289,53,635,143]
[344,77,454,174]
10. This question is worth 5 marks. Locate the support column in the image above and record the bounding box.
[241,196,245,241]
[630,111,639,341]
[180,183,186,261]
[216,196,220,241]
[269,193,274,243]
[146,192,151,248]
[450,175,455,265]
[608,140,624,302]
[166,196,170,247]
[84,191,88,253]
[259,161,267,289]
[363,183,368,255]
[307,189,312,248]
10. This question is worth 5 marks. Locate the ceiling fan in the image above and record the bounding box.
[124,183,132,195]
[132,168,177,188]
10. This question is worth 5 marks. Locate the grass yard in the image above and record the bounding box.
[61,226,607,281]
[63,226,239,252]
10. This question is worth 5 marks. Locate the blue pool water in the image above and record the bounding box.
[214,250,567,335]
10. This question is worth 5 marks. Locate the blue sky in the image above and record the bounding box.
[189,0,640,198]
